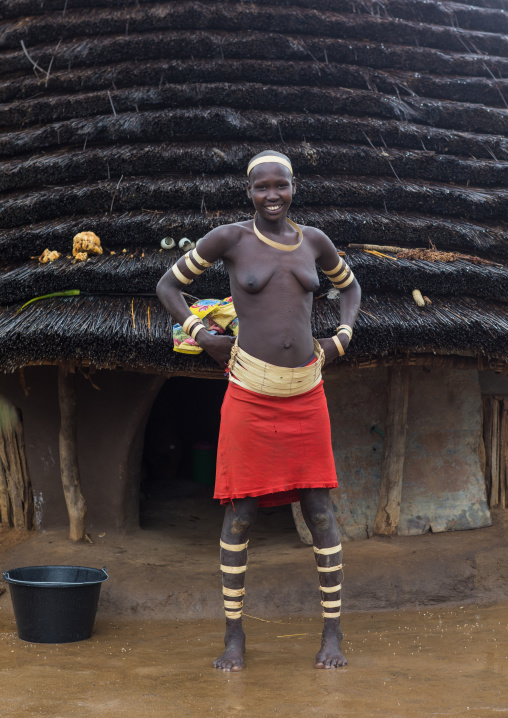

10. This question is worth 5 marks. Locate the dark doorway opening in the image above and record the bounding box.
[140,376,294,537]
[141,377,226,504]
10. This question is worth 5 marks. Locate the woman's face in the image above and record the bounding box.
[246,164,296,221]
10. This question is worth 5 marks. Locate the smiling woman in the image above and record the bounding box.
[156,148,362,672]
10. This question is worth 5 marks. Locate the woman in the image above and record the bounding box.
[156,150,361,671]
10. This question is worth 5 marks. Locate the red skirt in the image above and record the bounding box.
[214,380,338,507]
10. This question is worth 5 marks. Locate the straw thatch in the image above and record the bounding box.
[1,0,508,374]
[1,291,508,374]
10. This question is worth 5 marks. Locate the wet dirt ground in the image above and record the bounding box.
[0,604,507,717]
[1,503,508,620]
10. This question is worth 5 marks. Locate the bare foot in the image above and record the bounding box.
[213,621,246,672]
[315,621,347,669]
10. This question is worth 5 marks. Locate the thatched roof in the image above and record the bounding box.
[1,0,508,374]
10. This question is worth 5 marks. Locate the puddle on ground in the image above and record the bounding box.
[0,604,507,717]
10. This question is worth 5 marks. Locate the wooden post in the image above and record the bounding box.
[374,367,409,536]
[0,398,34,530]
[490,397,500,508]
[58,365,87,541]
[500,400,508,510]
[482,396,493,503]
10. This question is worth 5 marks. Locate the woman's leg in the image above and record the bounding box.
[213,496,258,671]
[299,488,347,669]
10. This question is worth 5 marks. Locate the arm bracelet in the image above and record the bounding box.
[332,335,345,357]
[337,325,353,340]
[182,315,201,335]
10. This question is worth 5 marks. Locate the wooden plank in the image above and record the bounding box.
[373,366,409,536]
[490,397,500,508]
[58,365,87,542]
[0,415,25,529]
[482,396,493,504]
[0,460,11,527]
[501,400,508,510]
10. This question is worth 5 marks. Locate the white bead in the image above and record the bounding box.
[160,237,175,249]
[178,237,195,251]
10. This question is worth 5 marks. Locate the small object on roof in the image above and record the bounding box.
[178,237,195,251]
[424,296,432,305]
[73,252,88,262]
[412,289,425,308]
[363,248,397,261]
[72,231,103,259]
[38,249,61,264]
[161,237,175,250]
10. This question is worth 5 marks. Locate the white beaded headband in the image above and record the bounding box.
[247,155,293,176]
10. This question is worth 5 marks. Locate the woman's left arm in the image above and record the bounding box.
[312,229,362,363]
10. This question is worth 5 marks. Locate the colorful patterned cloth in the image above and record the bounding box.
[173,297,238,354]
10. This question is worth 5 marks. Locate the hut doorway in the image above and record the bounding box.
[139,377,295,535]
[141,377,226,515]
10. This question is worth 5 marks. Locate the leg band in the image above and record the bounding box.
[223,587,245,597]
[319,584,341,593]
[321,599,341,609]
[314,544,342,620]
[220,539,249,552]
[225,610,243,619]
[220,564,247,574]
[314,544,342,556]
[224,600,244,609]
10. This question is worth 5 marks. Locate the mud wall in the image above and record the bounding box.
[295,366,491,541]
[0,365,491,537]
[479,371,508,396]
[0,367,163,531]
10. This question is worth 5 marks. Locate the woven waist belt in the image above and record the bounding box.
[227,339,325,397]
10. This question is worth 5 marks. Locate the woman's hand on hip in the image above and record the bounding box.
[197,333,235,367]
[318,335,349,365]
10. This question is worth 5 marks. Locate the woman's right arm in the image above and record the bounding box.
[156,226,237,367]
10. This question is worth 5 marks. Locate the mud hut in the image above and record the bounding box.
[0,0,507,541]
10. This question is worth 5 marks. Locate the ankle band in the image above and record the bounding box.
[225,610,243,619]
[322,611,341,619]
